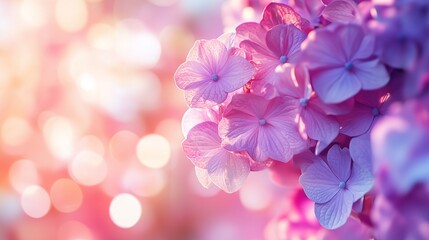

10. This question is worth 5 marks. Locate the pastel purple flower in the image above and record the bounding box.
[277,64,340,152]
[372,187,429,240]
[301,23,389,103]
[219,94,308,163]
[174,39,255,107]
[299,145,374,229]
[371,99,429,194]
[239,24,307,85]
[183,121,250,193]
[338,86,394,137]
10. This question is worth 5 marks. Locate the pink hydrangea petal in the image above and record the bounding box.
[327,145,351,182]
[354,59,389,90]
[195,166,212,188]
[195,39,229,73]
[217,32,236,49]
[186,40,200,62]
[184,83,228,107]
[260,2,311,32]
[314,190,354,229]
[347,163,374,201]
[218,55,255,92]
[206,150,250,193]
[182,122,221,168]
[175,61,210,90]
[312,68,361,103]
[265,24,306,63]
[322,0,359,24]
[338,103,374,137]
[258,125,292,162]
[234,94,271,117]
[349,133,373,173]
[299,158,341,203]
[220,95,306,162]
[289,0,325,26]
[301,106,339,144]
[219,110,260,152]
[181,107,219,137]
[235,22,267,47]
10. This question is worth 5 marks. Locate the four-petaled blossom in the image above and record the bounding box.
[277,64,341,154]
[183,121,250,193]
[175,39,255,107]
[301,23,389,103]
[299,145,373,229]
[219,94,308,163]
[239,23,307,88]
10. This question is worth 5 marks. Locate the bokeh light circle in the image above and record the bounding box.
[9,159,39,193]
[55,0,88,32]
[69,150,107,186]
[136,134,171,169]
[109,193,142,228]
[20,185,51,218]
[50,178,83,213]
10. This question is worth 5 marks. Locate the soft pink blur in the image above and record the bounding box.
[0,0,296,239]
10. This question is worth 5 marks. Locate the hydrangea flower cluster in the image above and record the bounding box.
[176,0,429,237]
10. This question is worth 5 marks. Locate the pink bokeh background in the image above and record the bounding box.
[0,0,303,239]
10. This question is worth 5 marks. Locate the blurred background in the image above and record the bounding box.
[0,0,302,239]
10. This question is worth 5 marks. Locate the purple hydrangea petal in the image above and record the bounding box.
[381,38,418,69]
[354,59,389,90]
[347,163,374,201]
[349,133,373,173]
[302,31,344,69]
[327,145,351,182]
[301,106,339,144]
[299,159,341,203]
[338,103,374,137]
[312,68,361,103]
[314,189,354,229]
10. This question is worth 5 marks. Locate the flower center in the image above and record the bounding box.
[339,181,346,189]
[211,74,219,82]
[344,61,353,71]
[280,55,287,63]
[372,107,380,116]
[299,98,309,107]
[258,118,266,126]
